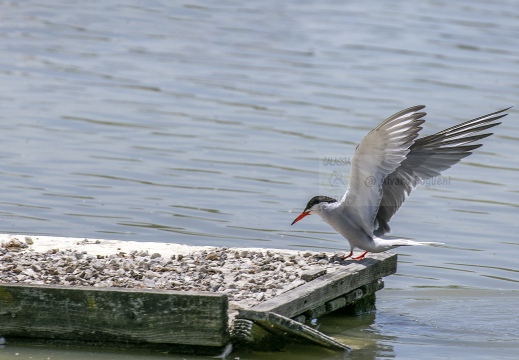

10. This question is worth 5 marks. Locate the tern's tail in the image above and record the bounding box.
[399,240,444,247]
[373,237,444,251]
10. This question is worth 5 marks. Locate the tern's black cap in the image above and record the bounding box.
[304,196,337,211]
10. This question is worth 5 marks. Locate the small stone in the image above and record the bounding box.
[25,236,34,245]
[150,252,161,259]
[265,280,276,289]
[92,262,105,271]
[205,252,218,261]
[290,279,306,289]
[22,268,37,278]
[301,268,327,282]
[2,238,26,250]
[82,269,94,280]
[314,252,327,260]
[31,264,41,272]
[143,278,156,288]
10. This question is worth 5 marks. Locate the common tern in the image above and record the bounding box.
[291,105,509,260]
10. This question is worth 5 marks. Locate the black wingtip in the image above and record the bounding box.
[487,106,512,117]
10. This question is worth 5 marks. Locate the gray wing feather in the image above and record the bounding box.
[374,107,510,236]
[342,105,426,235]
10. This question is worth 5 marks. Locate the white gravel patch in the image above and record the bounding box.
[0,235,353,311]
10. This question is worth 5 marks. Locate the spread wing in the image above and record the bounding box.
[374,107,509,236]
[341,105,426,235]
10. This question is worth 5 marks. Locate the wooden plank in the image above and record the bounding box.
[324,279,383,313]
[243,252,396,319]
[0,283,228,347]
[234,279,386,351]
[233,311,351,352]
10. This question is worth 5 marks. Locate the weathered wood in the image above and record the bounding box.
[306,304,327,319]
[233,311,351,352]
[235,255,395,351]
[286,279,384,324]
[0,283,229,347]
[233,318,287,351]
[324,278,383,314]
[243,252,396,319]
[0,234,398,353]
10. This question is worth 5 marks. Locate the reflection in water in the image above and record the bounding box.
[319,311,396,359]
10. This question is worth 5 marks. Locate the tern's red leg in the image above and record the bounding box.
[340,250,353,260]
[351,251,368,260]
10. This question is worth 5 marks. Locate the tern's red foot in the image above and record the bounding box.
[340,250,353,261]
[351,251,368,260]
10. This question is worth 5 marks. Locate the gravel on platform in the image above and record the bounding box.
[0,237,348,311]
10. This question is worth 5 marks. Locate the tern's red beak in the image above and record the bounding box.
[291,211,310,225]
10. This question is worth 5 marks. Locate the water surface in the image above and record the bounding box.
[0,0,518,359]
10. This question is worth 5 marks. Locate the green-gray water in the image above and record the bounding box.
[0,0,518,359]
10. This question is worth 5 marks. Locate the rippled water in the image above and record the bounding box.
[0,0,518,359]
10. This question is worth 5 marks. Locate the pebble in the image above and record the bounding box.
[0,243,349,309]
